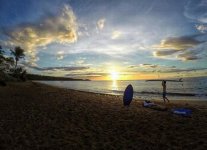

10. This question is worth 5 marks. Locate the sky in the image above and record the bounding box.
[0,0,207,80]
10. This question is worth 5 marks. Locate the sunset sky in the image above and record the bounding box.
[0,0,207,80]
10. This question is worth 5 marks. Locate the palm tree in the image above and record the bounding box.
[0,45,5,67]
[11,46,25,69]
[0,46,14,71]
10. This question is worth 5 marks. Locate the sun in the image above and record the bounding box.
[110,71,119,80]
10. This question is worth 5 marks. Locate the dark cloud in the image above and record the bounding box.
[65,72,108,77]
[128,65,135,68]
[142,64,151,66]
[153,35,203,50]
[141,64,158,68]
[153,34,206,60]
[29,66,89,71]
[170,66,176,68]
[128,64,159,69]
[127,64,177,74]
[178,41,207,60]
[165,36,202,48]
[127,64,207,75]
[153,49,178,56]
[177,52,200,61]
[159,67,207,73]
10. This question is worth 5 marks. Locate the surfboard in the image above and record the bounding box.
[171,108,192,117]
[123,84,133,106]
[146,78,183,82]
[143,101,167,111]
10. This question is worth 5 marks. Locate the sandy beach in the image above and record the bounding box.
[0,81,207,150]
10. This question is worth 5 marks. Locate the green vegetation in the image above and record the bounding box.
[0,46,14,71]
[10,46,25,69]
[0,46,89,85]
[0,45,26,85]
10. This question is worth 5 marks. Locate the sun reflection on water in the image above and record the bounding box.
[112,80,118,91]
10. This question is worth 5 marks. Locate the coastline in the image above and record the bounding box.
[36,80,207,103]
[0,81,207,149]
[36,80,207,102]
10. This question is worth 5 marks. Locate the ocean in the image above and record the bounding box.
[38,76,207,101]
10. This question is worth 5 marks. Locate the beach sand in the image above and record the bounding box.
[0,81,207,150]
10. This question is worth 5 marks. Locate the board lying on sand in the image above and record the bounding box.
[143,101,167,111]
[171,108,192,117]
[146,78,183,82]
[123,84,133,106]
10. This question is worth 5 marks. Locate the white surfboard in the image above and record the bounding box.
[146,78,183,82]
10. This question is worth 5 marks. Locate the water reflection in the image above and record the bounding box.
[112,80,118,91]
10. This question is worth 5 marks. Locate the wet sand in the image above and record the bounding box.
[0,81,207,150]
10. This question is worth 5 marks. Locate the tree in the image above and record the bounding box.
[0,45,5,70]
[0,46,7,86]
[0,46,26,83]
[11,46,25,69]
[0,45,2,53]
[0,46,14,72]
[0,46,27,84]
[0,45,4,64]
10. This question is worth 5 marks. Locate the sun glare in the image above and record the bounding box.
[110,71,119,81]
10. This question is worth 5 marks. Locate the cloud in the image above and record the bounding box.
[177,51,200,61]
[177,41,207,61]
[56,51,64,60]
[129,64,207,74]
[1,5,77,64]
[128,64,173,73]
[184,1,207,34]
[74,58,85,65]
[111,31,122,39]
[159,67,207,73]
[128,64,161,69]
[126,64,207,75]
[196,24,207,33]
[29,66,89,71]
[153,36,203,50]
[139,64,159,68]
[184,0,207,23]
[97,18,105,30]
[65,72,108,77]
[152,35,206,60]
[153,49,178,57]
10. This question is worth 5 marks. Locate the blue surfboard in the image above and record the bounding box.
[123,84,133,106]
[171,108,192,117]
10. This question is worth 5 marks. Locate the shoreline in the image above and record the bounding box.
[35,81,207,104]
[0,81,207,149]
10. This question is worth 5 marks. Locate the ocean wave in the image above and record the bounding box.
[138,91,207,97]
[111,90,207,97]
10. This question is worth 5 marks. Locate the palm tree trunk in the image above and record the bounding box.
[15,59,17,69]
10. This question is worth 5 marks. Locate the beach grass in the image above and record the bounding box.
[0,81,207,149]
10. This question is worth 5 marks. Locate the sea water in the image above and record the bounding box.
[38,76,207,101]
